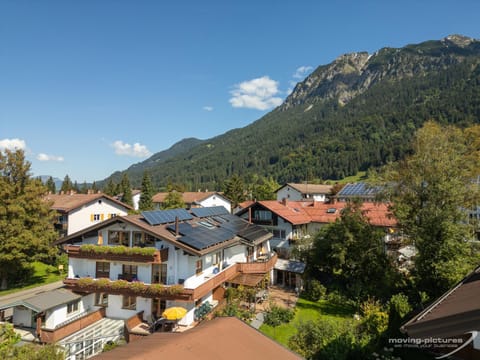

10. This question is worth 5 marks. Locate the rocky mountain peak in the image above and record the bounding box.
[443,34,475,47]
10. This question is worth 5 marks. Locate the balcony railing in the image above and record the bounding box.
[65,245,168,263]
[39,308,106,344]
[63,253,278,302]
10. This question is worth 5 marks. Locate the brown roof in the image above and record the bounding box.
[281,183,333,195]
[402,266,480,338]
[152,191,226,204]
[93,317,301,360]
[54,212,271,257]
[246,201,396,227]
[45,193,133,212]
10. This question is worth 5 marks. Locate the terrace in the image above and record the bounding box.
[63,252,278,302]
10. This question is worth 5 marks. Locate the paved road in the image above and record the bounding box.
[0,280,65,308]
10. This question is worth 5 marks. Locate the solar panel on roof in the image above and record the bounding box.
[191,206,229,218]
[142,209,193,225]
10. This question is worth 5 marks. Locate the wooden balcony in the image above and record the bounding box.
[238,252,278,274]
[39,308,106,344]
[63,253,278,302]
[64,245,168,263]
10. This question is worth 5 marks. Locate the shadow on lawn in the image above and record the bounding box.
[296,299,355,317]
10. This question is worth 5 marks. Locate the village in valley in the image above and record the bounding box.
[2,3,480,359]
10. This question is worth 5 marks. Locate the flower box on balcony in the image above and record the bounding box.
[66,245,166,263]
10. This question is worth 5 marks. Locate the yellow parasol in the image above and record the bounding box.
[162,306,187,320]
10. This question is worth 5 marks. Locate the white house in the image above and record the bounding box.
[152,191,232,213]
[45,192,133,237]
[276,183,333,202]
[6,206,275,359]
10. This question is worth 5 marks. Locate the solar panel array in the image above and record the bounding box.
[337,182,380,197]
[167,222,235,251]
[190,206,229,218]
[151,210,272,251]
[141,209,193,226]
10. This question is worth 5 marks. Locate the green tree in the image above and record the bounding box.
[60,174,73,193]
[80,181,88,194]
[0,150,58,289]
[139,171,154,211]
[223,174,245,210]
[103,178,117,196]
[0,324,63,359]
[311,201,397,300]
[248,175,279,200]
[45,176,56,194]
[162,191,185,209]
[73,180,79,193]
[120,173,133,207]
[91,181,98,193]
[380,122,480,297]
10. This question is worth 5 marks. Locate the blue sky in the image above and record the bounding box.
[1,0,480,183]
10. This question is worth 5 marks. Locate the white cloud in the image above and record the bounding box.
[203,106,214,111]
[112,140,152,158]
[293,65,313,79]
[229,76,283,111]
[37,153,64,162]
[0,138,26,151]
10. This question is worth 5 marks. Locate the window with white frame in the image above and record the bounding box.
[95,293,108,307]
[67,300,80,314]
[122,296,136,310]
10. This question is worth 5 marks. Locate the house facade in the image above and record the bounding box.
[237,200,397,289]
[152,191,232,213]
[45,192,133,237]
[20,206,275,358]
[276,183,333,202]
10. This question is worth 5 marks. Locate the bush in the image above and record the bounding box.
[264,305,295,326]
[302,279,327,301]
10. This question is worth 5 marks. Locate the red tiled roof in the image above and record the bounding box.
[246,201,396,227]
[94,317,302,360]
[44,193,133,212]
[258,201,311,225]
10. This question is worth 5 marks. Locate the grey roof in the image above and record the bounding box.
[274,259,306,274]
[0,288,81,313]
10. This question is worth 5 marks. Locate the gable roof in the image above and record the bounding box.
[239,200,396,227]
[93,316,301,360]
[402,265,480,339]
[152,191,230,204]
[54,209,272,257]
[45,193,134,212]
[0,288,81,313]
[277,183,333,195]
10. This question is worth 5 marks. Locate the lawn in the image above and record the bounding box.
[259,298,355,346]
[0,261,65,296]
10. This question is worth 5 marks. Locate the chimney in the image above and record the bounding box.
[248,207,252,224]
[281,197,287,206]
[175,216,179,236]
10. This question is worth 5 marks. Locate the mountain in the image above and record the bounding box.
[38,176,63,190]
[102,34,480,190]
[106,137,205,184]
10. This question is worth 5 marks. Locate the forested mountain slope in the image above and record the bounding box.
[104,35,480,190]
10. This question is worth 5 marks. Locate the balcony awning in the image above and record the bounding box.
[228,273,264,287]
